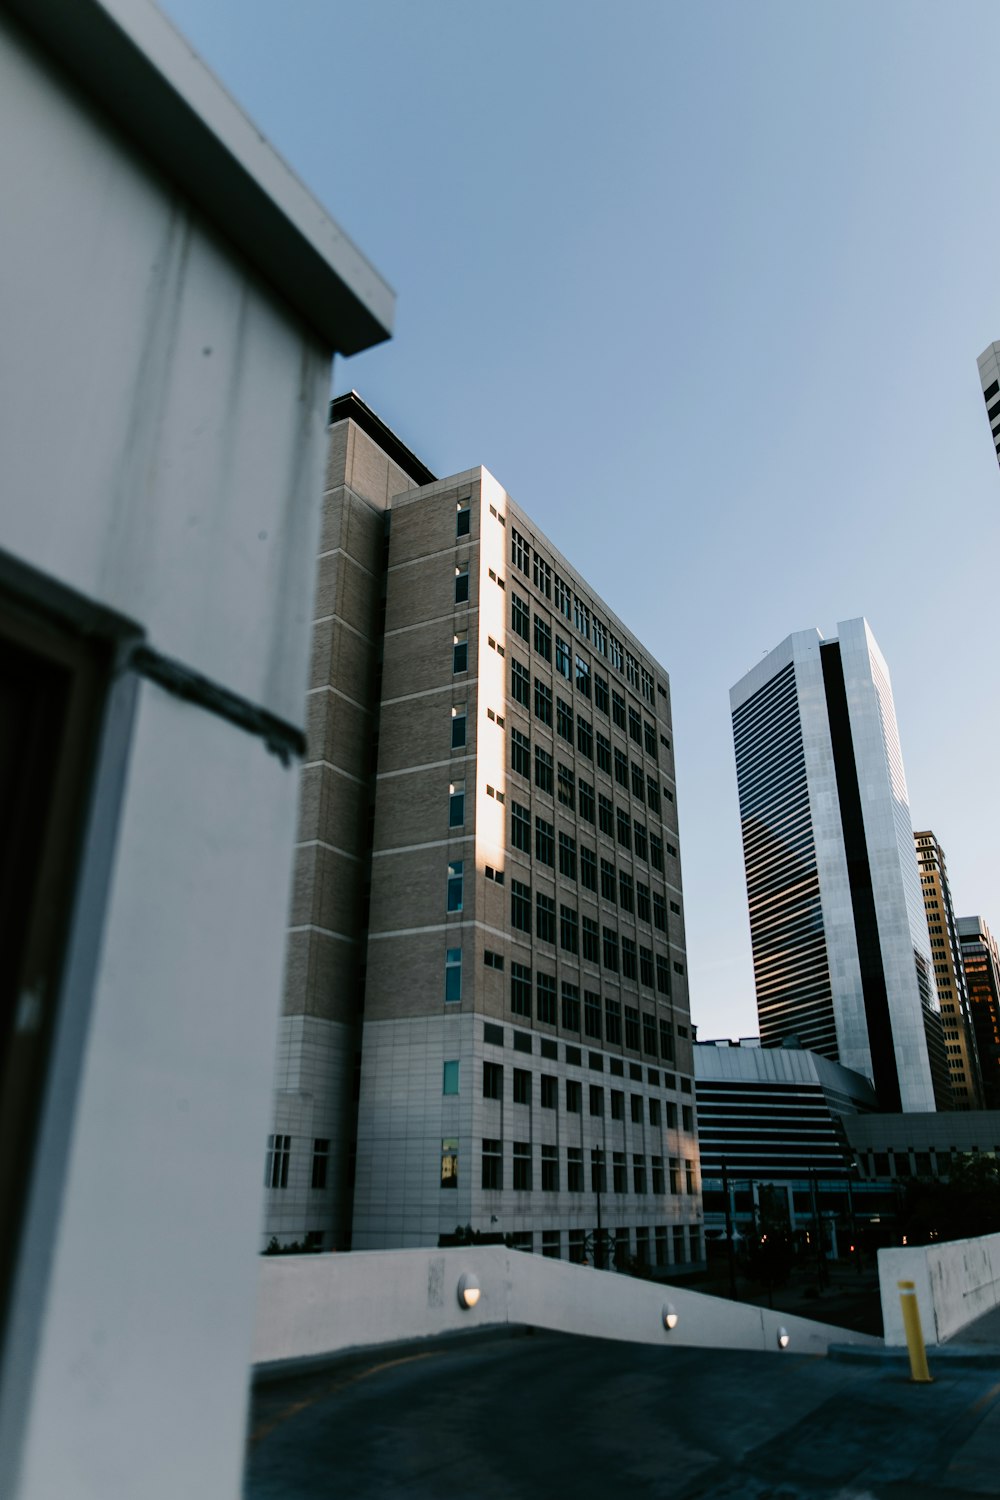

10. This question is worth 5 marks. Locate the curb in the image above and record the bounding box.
[252,1322,536,1387]
[829,1342,1000,1369]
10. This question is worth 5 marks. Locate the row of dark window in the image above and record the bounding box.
[509,804,677,926]
[509,529,657,705]
[482,1059,694,1128]
[479,1137,695,1195]
[265,1135,329,1191]
[497,1226,697,1267]
[497,958,684,1056]
[506,886,683,986]
[511,589,663,751]
[514,677,669,814]
[509,724,675,869]
[479,1019,694,1085]
[509,645,666,790]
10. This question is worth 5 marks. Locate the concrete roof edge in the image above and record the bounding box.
[5,0,394,355]
[329,392,437,486]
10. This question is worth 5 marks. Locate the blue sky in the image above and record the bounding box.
[161,0,1000,1041]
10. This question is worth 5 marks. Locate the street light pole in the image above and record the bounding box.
[845,1171,861,1274]
[809,1169,827,1290]
[722,1157,737,1300]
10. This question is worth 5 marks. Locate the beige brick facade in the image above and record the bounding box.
[355,458,702,1267]
[914,831,984,1109]
[266,396,702,1269]
[264,400,433,1250]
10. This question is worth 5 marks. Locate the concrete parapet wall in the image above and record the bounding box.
[254,1247,879,1371]
[880,1233,1000,1346]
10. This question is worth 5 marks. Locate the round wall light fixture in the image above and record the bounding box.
[777,1327,790,1350]
[662,1302,679,1331]
[457,1273,481,1310]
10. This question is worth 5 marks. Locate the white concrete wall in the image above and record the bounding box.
[353,1012,701,1255]
[0,11,327,726]
[254,1246,879,1369]
[879,1232,1000,1347]
[265,1015,359,1250]
[9,684,300,1500]
[0,10,358,1500]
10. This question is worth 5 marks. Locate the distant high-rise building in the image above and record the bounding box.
[730,618,950,1113]
[977,342,1000,468]
[263,395,702,1268]
[957,917,1000,1110]
[352,459,697,1264]
[914,833,983,1109]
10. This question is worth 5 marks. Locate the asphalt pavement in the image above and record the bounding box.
[947,1302,1000,1346]
[244,1328,1000,1499]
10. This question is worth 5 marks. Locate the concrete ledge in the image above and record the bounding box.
[252,1322,537,1387]
[879,1232,1000,1345]
[253,1246,881,1369]
[829,1341,1000,1369]
[5,0,394,353]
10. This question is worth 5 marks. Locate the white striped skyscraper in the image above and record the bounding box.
[730,618,950,1113]
[977,342,1000,469]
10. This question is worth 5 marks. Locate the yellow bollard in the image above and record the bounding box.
[897,1280,933,1383]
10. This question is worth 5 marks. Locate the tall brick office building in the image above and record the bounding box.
[264,396,702,1270]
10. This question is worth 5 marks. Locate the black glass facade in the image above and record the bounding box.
[732,662,837,1056]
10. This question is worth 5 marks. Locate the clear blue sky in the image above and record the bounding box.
[162,0,1000,1042]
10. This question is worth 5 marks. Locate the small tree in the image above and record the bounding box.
[740,1187,794,1300]
[740,1231,794,1299]
[900,1154,1000,1244]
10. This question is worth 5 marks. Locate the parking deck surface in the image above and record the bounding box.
[245,1328,1000,1498]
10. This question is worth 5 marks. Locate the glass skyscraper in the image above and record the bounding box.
[977,341,1000,469]
[914,832,984,1109]
[730,618,950,1113]
[957,916,1000,1111]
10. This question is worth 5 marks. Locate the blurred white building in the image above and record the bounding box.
[0,3,392,1496]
